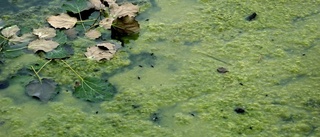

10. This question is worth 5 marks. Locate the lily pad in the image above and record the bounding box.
[62,0,89,13]
[53,30,68,45]
[25,78,60,102]
[45,44,74,59]
[74,77,116,102]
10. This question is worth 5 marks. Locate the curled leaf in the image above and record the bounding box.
[47,13,78,29]
[112,15,140,35]
[33,27,56,39]
[85,42,116,61]
[28,39,59,52]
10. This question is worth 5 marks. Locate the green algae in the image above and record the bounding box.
[1,0,320,137]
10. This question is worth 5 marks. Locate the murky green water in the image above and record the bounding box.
[1,0,320,136]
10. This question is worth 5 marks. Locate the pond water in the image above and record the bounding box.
[0,0,320,136]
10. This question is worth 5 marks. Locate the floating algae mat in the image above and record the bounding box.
[0,0,320,136]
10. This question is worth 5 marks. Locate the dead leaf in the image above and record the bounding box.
[112,15,140,35]
[64,28,78,39]
[88,0,106,10]
[100,1,139,29]
[47,13,78,29]
[33,27,56,39]
[99,17,114,29]
[28,39,59,52]
[110,3,139,18]
[85,29,101,39]
[9,33,35,43]
[85,42,116,61]
[1,25,20,38]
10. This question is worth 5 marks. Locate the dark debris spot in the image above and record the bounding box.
[249,126,253,130]
[95,111,99,114]
[138,65,143,68]
[151,65,154,68]
[246,12,257,21]
[302,53,306,56]
[132,104,140,109]
[150,113,160,123]
[217,67,229,73]
[239,83,243,86]
[234,107,246,114]
[137,76,141,80]
[0,121,5,126]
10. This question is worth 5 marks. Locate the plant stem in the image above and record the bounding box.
[61,60,84,82]
[31,66,42,83]
[5,47,27,52]
[0,35,9,41]
[37,59,52,73]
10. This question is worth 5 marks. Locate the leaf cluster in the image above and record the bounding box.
[0,0,141,102]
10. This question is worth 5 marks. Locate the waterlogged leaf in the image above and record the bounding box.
[112,15,140,35]
[28,39,59,52]
[1,25,20,38]
[47,13,78,29]
[85,29,101,39]
[100,1,139,29]
[45,44,74,59]
[25,78,60,102]
[62,0,89,13]
[85,42,116,61]
[2,42,28,58]
[74,77,116,102]
[53,30,68,44]
[33,27,56,39]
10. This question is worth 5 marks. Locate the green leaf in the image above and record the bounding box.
[74,77,116,102]
[53,30,68,45]
[45,44,74,59]
[62,0,88,13]
[25,78,60,102]
[2,42,28,58]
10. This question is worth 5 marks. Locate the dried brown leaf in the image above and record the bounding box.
[99,17,114,29]
[88,0,106,10]
[9,33,35,43]
[28,39,59,52]
[33,27,56,39]
[1,25,20,38]
[85,29,101,39]
[110,3,139,18]
[47,13,77,29]
[85,42,116,61]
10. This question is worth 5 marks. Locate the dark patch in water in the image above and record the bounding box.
[0,80,9,90]
[102,52,157,78]
[183,40,201,46]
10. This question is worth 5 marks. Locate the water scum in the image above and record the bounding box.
[1,0,320,136]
